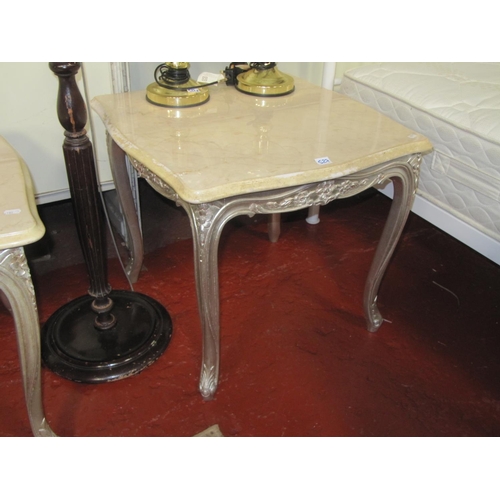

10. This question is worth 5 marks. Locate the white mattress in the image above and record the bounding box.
[339,62,500,260]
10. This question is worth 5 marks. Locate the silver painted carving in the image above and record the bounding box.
[0,247,56,436]
[129,157,180,201]
[1,247,37,310]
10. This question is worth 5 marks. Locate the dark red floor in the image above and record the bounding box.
[1,184,500,436]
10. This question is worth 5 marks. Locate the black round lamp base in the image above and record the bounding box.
[41,290,172,384]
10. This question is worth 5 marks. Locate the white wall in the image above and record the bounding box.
[334,62,374,82]
[0,62,114,204]
[128,62,325,91]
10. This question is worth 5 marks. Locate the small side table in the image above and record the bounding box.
[0,136,56,436]
[92,80,433,400]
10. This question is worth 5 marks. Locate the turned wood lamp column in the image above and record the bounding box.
[41,62,172,383]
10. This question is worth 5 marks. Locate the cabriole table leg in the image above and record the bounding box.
[185,202,227,400]
[0,248,56,436]
[363,155,420,331]
[107,135,144,284]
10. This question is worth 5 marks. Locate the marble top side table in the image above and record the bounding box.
[91,79,432,400]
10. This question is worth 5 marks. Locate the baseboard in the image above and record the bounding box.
[35,180,115,205]
[378,184,500,267]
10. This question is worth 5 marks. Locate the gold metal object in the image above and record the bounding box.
[146,62,210,108]
[236,65,295,97]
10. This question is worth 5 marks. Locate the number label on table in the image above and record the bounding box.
[315,157,332,165]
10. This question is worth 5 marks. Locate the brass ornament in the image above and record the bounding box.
[236,63,295,97]
[146,62,210,108]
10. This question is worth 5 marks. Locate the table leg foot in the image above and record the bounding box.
[200,364,218,400]
[366,298,384,332]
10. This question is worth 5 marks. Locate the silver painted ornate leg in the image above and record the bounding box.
[363,155,420,331]
[107,136,144,284]
[184,202,228,400]
[0,248,56,436]
[127,160,229,400]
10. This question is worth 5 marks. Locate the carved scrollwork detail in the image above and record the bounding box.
[407,153,422,193]
[0,247,37,311]
[128,156,180,202]
[249,175,382,214]
[192,203,225,233]
[190,202,225,247]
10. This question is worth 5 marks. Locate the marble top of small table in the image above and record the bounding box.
[0,136,45,249]
[91,79,432,204]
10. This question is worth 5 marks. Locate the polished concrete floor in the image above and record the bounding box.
[1,181,500,437]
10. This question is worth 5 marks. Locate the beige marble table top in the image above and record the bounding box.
[0,136,45,249]
[91,78,432,204]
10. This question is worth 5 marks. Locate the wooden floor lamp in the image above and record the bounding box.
[41,62,172,383]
